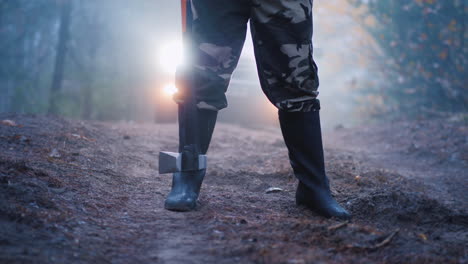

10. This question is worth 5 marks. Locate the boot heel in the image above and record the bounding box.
[295,185,306,206]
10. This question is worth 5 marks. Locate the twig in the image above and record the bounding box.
[371,229,399,249]
[347,229,399,250]
[327,221,349,231]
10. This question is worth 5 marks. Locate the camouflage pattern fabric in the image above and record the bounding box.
[174,0,320,112]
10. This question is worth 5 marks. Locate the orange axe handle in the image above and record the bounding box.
[181,0,188,33]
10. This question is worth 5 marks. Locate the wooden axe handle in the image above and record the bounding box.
[179,0,201,171]
[181,0,188,33]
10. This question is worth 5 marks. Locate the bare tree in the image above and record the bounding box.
[48,0,72,114]
[81,14,102,120]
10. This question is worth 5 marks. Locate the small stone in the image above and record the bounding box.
[49,148,61,158]
[334,124,345,130]
[265,187,283,194]
[213,229,224,239]
[248,237,257,243]
[449,152,460,162]
[14,135,30,143]
[19,135,30,143]
[123,135,131,140]
[49,187,66,194]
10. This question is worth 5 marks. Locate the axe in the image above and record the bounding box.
[159,0,207,174]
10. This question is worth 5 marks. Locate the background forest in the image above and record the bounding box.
[0,0,466,126]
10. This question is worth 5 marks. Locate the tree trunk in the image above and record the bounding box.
[48,0,72,115]
[81,14,102,120]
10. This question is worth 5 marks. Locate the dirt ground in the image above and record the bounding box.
[0,113,466,264]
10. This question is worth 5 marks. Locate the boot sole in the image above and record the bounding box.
[164,202,196,212]
[296,198,351,220]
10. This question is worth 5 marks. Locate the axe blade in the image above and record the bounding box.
[159,151,207,174]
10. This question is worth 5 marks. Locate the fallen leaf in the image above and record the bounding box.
[265,187,283,194]
[418,233,428,241]
[71,133,81,138]
[69,133,95,142]
[1,119,18,127]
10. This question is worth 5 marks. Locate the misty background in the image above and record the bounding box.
[0,0,466,129]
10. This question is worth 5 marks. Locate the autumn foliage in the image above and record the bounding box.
[352,0,467,115]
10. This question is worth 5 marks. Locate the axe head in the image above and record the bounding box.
[159,151,207,174]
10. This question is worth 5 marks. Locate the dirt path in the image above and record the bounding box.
[326,120,468,210]
[0,114,466,263]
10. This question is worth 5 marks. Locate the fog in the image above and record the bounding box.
[150,0,377,129]
[1,0,464,128]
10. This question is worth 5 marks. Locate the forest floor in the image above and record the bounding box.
[0,113,467,264]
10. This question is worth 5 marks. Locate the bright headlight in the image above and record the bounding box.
[158,40,184,74]
[163,83,178,96]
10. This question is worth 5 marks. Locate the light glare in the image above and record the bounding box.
[163,83,178,96]
[158,41,183,74]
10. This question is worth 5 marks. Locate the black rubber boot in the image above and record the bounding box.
[164,109,217,212]
[279,108,351,220]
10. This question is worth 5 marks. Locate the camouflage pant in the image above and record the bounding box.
[176,0,320,112]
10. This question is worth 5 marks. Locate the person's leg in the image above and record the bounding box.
[173,0,251,112]
[250,0,350,219]
[165,0,250,211]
